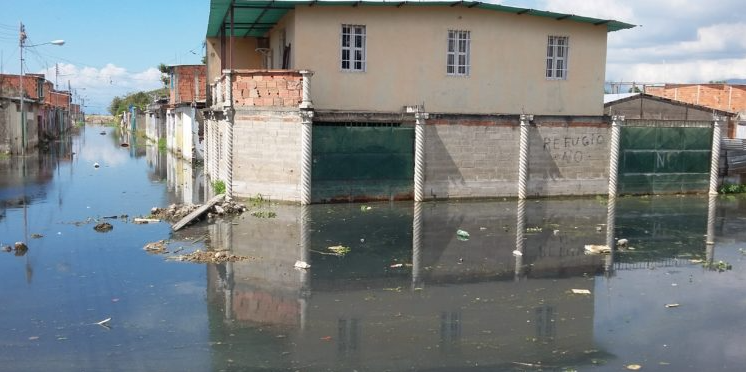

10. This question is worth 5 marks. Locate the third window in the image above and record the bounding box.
[546,36,569,80]
[447,30,470,76]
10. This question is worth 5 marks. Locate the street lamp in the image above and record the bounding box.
[19,21,64,156]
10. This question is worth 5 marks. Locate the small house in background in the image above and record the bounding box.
[645,83,746,138]
[166,64,207,162]
[0,73,74,155]
[604,93,738,193]
[203,0,635,203]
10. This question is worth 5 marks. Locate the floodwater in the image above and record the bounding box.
[1,126,745,372]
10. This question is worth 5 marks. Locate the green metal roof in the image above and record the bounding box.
[206,0,636,38]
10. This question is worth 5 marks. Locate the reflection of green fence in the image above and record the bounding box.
[619,126,712,194]
[312,123,414,202]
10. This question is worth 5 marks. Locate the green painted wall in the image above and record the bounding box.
[312,123,414,202]
[619,126,712,194]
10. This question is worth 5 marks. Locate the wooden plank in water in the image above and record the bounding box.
[172,194,225,231]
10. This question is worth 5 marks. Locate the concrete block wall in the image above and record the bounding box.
[231,108,303,200]
[529,122,609,196]
[232,70,303,107]
[424,116,609,199]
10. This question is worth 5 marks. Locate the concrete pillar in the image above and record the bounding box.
[517,115,533,199]
[709,115,724,195]
[608,115,624,198]
[225,108,234,200]
[299,71,314,109]
[300,110,314,205]
[414,110,429,202]
[412,202,424,290]
[223,70,232,109]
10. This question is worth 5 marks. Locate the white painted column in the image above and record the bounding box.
[300,110,314,205]
[298,204,311,330]
[414,110,429,202]
[299,71,314,109]
[705,194,717,266]
[517,114,533,199]
[709,115,724,195]
[225,108,234,200]
[608,115,624,198]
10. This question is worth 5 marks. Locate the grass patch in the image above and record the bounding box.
[719,183,746,194]
[157,138,167,152]
[212,180,226,195]
[0,152,9,160]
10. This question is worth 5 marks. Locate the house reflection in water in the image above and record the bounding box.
[205,198,612,370]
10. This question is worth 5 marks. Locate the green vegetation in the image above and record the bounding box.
[0,152,9,160]
[108,87,168,116]
[158,63,170,87]
[719,183,746,194]
[703,260,732,272]
[250,210,277,219]
[212,180,226,195]
[157,138,167,152]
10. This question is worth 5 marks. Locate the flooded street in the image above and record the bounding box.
[2,126,746,371]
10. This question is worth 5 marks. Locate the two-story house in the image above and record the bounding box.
[202,0,634,203]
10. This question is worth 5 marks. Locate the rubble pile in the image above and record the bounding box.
[177,249,252,264]
[150,200,248,222]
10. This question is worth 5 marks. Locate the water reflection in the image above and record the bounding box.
[204,199,609,370]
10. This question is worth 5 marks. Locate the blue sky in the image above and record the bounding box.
[2,0,745,114]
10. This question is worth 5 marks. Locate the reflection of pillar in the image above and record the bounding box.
[299,205,311,331]
[706,194,717,264]
[517,115,532,199]
[414,109,429,202]
[605,196,617,276]
[412,202,424,290]
[300,110,314,205]
[709,116,724,195]
[608,115,623,198]
[515,199,526,280]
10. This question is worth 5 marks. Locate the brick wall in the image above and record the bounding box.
[424,117,609,199]
[647,84,746,113]
[230,108,303,200]
[231,70,302,108]
[170,65,206,104]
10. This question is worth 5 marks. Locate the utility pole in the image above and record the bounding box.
[19,21,27,156]
[55,63,59,90]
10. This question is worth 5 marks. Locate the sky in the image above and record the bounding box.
[1,0,745,114]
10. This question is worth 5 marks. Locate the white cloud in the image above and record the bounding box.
[38,63,162,114]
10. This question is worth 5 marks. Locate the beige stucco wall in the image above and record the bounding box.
[206,36,265,83]
[291,6,608,116]
[269,10,296,69]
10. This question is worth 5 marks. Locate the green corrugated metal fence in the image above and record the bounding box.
[619,126,712,194]
[312,123,414,202]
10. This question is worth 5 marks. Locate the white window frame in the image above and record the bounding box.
[546,35,569,80]
[447,30,471,76]
[341,24,366,72]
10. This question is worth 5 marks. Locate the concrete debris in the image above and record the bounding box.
[175,249,250,263]
[617,238,629,247]
[143,240,168,254]
[133,218,160,224]
[584,244,611,254]
[93,222,113,232]
[149,195,247,231]
[294,260,311,269]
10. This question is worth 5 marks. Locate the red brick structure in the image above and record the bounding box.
[646,84,746,113]
[232,70,303,107]
[169,65,207,105]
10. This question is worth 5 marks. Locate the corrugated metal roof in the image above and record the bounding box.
[206,0,636,37]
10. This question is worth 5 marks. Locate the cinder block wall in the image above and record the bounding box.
[424,116,609,199]
[231,108,302,201]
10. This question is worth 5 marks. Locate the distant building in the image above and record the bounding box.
[0,73,74,154]
[202,0,635,202]
[166,64,207,162]
[645,83,746,138]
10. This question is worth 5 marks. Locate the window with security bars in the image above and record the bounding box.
[341,24,366,72]
[447,30,470,76]
[546,36,569,79]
